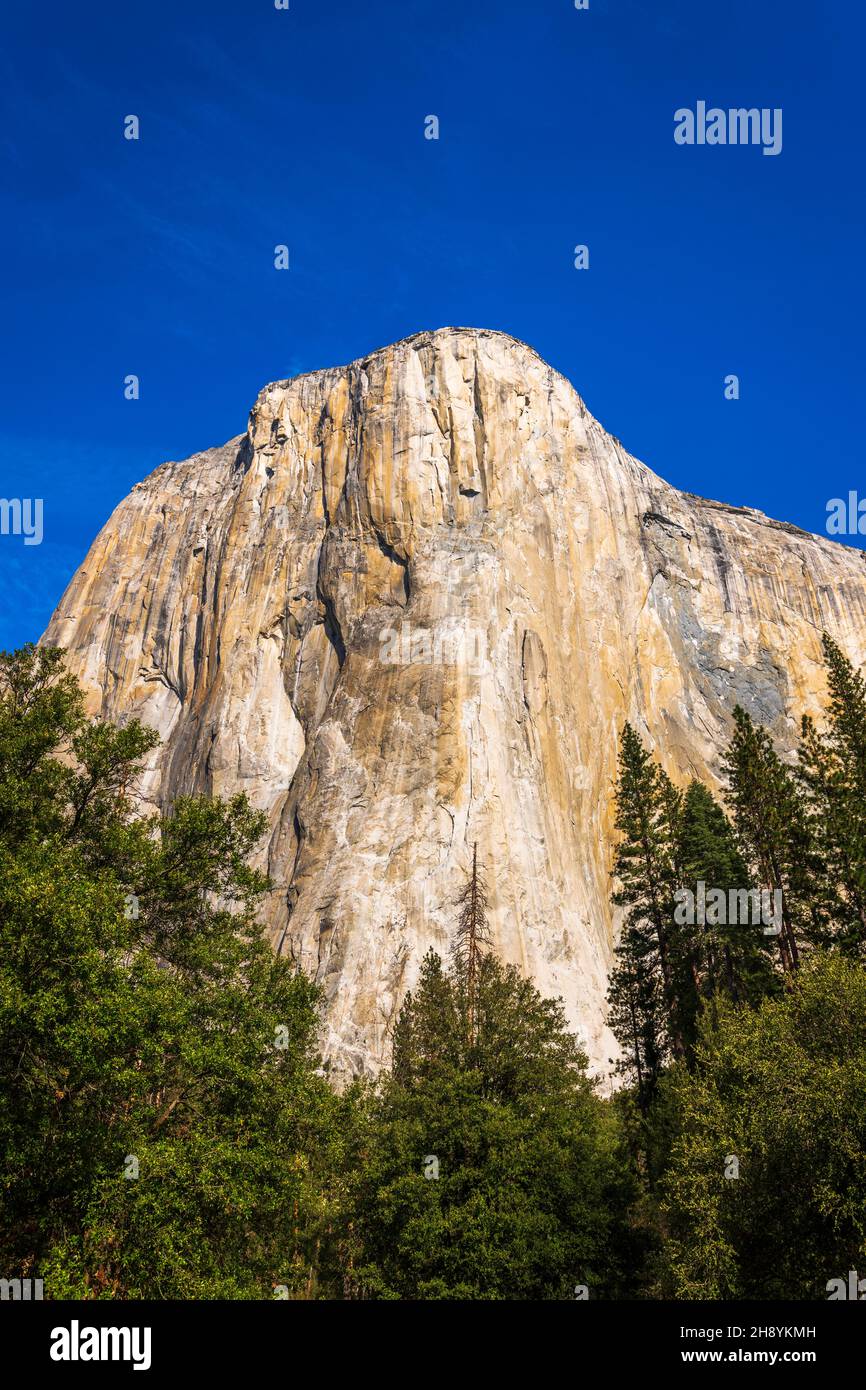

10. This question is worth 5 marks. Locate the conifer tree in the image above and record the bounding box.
[798,633,866,956]
[342,948,639,1298]
[676,780,777,1015]
[606,936,665,1111]
[722,706,809,975]
[607,723,686,1076]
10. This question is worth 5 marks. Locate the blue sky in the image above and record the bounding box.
[2,0,864,649]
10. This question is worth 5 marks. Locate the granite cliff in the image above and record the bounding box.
[43,328,866,1080]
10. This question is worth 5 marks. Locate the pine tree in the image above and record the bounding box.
[798,633,866,956]
[607,935,665,1111]
[722,706,810,975]
[607,723,686,1082]
[676,780,777,1015]
[391,949,460,1084]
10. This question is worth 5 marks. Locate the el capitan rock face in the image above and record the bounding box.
[43,327,866,1081]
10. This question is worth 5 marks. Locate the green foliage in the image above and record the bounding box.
[607,643,866,1280]
[607,723,684,1102]
[676,779,778,1018]
[798,633,866,955]
[0,645,336,1298]
[722,705,813,971]
[338,948,641,1299]
[4,633,866,1302]
[657,955,866,1299]
[605,726,778,1103]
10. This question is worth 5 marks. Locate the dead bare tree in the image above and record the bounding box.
[451,843,492,1047]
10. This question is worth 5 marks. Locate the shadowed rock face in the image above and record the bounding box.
[43,327,866,1081]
